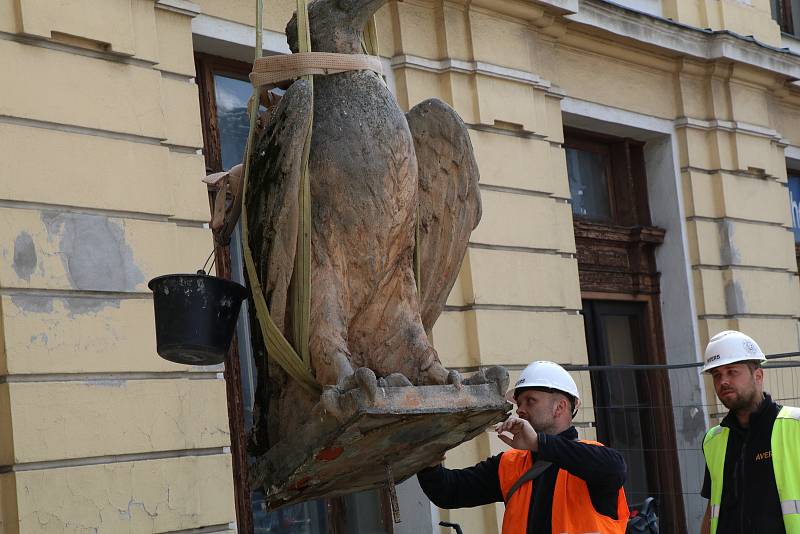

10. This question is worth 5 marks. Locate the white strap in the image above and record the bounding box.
[782,500,800,515]
[250,52,383,87]
[711,504,721,518]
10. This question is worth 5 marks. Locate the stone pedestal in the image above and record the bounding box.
[251,379,510,509]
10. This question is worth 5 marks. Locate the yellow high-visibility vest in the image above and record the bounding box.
[703,406,800,534]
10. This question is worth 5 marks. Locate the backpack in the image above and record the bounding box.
[626,497,659,534]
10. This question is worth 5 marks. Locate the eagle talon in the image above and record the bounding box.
[383,373,413,387]
[447,370,463,390]
[313,387,346,422]
[464,369,487,386]
[340,367,378,402]
[485,365,510,397]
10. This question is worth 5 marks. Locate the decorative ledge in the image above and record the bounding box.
[156,0,202,17]
[567,0,800,81]
[390,54,556,92]
[674,117,784,142]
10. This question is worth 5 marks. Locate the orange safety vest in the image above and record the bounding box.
[498,441,629,534]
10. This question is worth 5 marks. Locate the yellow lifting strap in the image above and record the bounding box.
[237,0,387,394]
[292,0,314,370]
[239,0,320,395]
[363,16,380,57]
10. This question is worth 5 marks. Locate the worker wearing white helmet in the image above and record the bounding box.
[504,360,582,417]
[700,330,800,534]
[418,361,629,533]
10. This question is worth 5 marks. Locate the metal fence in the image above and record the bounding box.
[560,352,800,532]
[249,352,800,533]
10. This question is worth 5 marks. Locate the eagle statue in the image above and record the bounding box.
[241,0,485,449]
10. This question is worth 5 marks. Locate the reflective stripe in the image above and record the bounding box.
[783,500,800,515]
[781,406,800,421]
[704,424,729,534]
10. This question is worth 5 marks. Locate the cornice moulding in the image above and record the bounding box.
[390,54,556,92]
[156,0,202,17]
[567,0,800,81]
[470,0,578,21]
[674,116,783,141]
[192,13,291,55]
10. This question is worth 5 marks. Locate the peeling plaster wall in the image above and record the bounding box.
[39,211,145,293]
[2,0,800,531]
[0,0,234,532]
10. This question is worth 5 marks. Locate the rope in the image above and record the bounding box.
[363,16,380,57]
[250,52,383,87]
[239,0,321,395]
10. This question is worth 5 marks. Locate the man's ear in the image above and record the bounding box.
[754,367,764,384]
[554,395,568,417]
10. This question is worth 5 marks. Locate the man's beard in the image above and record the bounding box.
[719,386,759,412]
[527,412,557,434]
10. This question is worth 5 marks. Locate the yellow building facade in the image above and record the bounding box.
[1,0,799,532]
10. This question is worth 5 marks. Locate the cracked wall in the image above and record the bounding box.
[0,0,235,532]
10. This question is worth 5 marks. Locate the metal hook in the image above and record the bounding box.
[200,246,218,275]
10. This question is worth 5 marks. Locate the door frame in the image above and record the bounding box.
[581,292,685,532]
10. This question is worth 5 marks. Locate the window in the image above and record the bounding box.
[565,128,687,532]
[788,171,800,268]
[565,128,651,227]
[566,140,613,220]
[196,53,395,533]
[213,75,254,171]
[771,0,800,37]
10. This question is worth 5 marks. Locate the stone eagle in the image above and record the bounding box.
[242,0,483,446]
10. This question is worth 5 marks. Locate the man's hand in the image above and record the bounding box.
[495,415,539,451]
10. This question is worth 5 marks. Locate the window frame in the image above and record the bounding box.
[195,52,398,534]
[196,53,254,174]
[772,0,798,36]
[564,134,617,222]
[564,128,652,228]
[788,169,800,269]
[195,52,256,533]
[566,128,687,532]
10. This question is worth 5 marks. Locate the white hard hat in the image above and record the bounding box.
[702,330,766,373]
[505,361,580,403]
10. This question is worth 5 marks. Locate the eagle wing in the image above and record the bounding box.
[245,80,312,333]
[406,98,482,332]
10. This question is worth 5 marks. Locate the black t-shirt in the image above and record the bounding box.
[417,426,627,534]
[701,394,786,534]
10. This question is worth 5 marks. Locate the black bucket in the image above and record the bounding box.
[148,272,249,365]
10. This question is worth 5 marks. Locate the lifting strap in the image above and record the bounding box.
[291,0,314,371]
[237,0,390,394]
[239,0,320,395]
[250,52,383,88]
